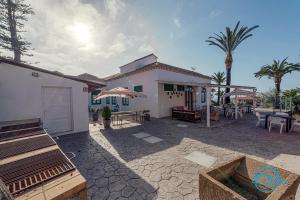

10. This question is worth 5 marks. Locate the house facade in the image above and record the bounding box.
[103,54,211,118]
[75,73,106,111]
[0,58,104,136]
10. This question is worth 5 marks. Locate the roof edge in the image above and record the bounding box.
[0,57,105,87]
[118,53,157,69]
[104,61,212,81]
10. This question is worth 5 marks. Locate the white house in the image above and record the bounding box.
[75,73,106,111]
[103,54,212,118]
[0,58,104,136]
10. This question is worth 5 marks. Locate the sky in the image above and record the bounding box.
[2,0,300,92]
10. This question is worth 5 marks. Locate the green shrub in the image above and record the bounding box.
[102,106,111,120]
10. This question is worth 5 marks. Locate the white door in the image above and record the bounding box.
[43,87,72,134]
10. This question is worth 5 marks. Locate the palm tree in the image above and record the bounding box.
[206,21,259,103]
[254,58,300,108]
[212,72,226,105]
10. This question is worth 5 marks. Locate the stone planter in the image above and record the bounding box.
[199,156,300,200]
[103,119,111,129]
[92,113,99,122]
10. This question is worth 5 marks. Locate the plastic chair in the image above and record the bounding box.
[255,112,265,127]
[269,116,286,134]
[290,121,300,133]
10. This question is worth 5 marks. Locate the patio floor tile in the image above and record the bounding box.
[185,151,217,168]
[268,154,300,174]
[177,124,189,128]
[132,132,151,139]
[142,136,163,144]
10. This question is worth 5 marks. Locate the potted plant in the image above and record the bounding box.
[92,108,100,122]
[102,106,111,129]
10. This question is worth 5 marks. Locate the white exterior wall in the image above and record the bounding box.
[106,68,211,118]
[120,55,157,74]
[158,83,185,118]
[156,69,210,117]
[106,70,160,117]
[0,62,89,135]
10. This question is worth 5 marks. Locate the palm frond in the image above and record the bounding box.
[206,21,259,54]
[254,58,300,81]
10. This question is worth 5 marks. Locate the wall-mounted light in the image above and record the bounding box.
[32,72,39,77]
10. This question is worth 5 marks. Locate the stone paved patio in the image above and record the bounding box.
[57,114,300,200]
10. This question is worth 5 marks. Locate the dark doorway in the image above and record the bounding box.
[185,86,193,110]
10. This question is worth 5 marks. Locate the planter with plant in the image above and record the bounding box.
[92,108,100,122]
[102,106,111,128]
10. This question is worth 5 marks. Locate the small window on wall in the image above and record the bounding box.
[111,96,117,105]
[106,97,110,104]
[201,88,206,103]
[122,97,129,106]
[177,85,185,92]
[164,84,173,91]
[91,90,101,105]
[134,85,143,92]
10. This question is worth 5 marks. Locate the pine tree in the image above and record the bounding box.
[0,0,34,62]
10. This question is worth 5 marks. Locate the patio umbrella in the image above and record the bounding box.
[95,87,147,99]
[95,87,147,111]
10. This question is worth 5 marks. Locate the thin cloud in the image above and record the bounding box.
[173,17,181,28]
[209,9,222,18]
[138,44,154,53]
[8,0,159,76]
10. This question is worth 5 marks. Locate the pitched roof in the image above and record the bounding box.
[75,73,106,85]
[0,57,105,88]
[119,53,157,69]
[104,62,212,81]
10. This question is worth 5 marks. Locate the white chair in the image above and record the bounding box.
[226,108,235,119]
[290,120,300,133]
[238,108,243,118]
[255,112,265,127]
[269,116,286,134]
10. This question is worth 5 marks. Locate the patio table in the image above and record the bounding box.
[264,114,292,132]
[111,111,138,125]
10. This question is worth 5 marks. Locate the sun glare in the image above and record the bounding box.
[67,22,92,45]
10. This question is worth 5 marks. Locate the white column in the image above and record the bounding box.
[253,91,257,108]
[235,88,238,120]
[206,87,211,127]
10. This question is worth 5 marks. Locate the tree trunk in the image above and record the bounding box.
[224,53,232,104]
[274,81,281,109]
[225,68,231,104]
[217,87,220,105]
[7,0,21,62]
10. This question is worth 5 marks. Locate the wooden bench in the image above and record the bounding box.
[171,107,201,123]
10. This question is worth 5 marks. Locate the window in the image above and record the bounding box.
[111,96,117,105]
[177,85,185,92]
[164,84,173,91]
[122,97,129,106]
[91,90,101,105]
[106,97,110,104]
[134,85,143,92]
[201,88,206,103]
